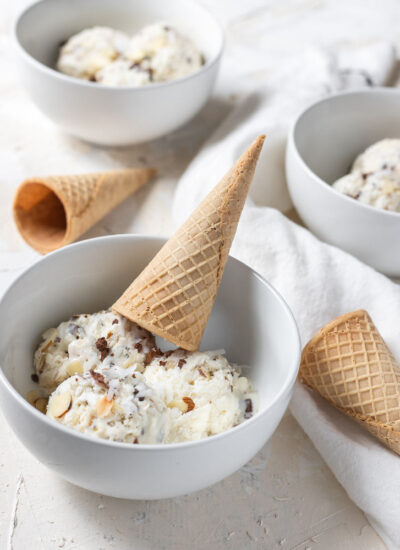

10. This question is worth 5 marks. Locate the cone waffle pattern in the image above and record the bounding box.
[113,136,265,351]
[300,310,400,455]
[14,168,156,254]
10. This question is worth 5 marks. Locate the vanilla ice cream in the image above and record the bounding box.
[33,310,257,445]
[56,23,203,86]
[34,310,155,392]
[56,27,129,80]
[95,59,152,86]
[47,372,169,444]
[332,139,400,212]
[124,23,204,83]
[144,350,257,442]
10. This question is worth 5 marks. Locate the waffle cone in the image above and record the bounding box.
[300,310,400,455]
[13,167,156,254]
[113,135,266,351]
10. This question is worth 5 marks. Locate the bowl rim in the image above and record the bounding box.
[288,87,400,219]
[13,0,225,92]
[0,234,301,451]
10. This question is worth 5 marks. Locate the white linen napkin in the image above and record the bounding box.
[173,45,400,549]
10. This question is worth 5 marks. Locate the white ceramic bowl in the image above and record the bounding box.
[14,0,223,146]
[286,89,400,277]
[0,235,299,499]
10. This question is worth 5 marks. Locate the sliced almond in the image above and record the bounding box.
[48,392,72,418]
[122,359,135,369]
[27,390,40,406]
[41,329,58,353]
[66,360,84,376]
[182,396,195,412]
[96,395,114,418]
[34,397,48,414]
[168,397,195,414]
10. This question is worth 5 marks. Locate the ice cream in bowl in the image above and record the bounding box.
[286,88,400,276]
[14,0,223,145]
[0,138,300,499]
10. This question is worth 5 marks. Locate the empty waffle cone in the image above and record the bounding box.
[113,135,266,351]
[13,167,156,254]
[300,310,400,455]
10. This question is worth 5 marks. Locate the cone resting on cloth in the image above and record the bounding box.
[13,167,156,254]
[300,310,400,455]
[113,135,266,351]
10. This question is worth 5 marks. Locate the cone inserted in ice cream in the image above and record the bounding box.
[13,167,156,254]
[300,310,400,455]
[113,135,265,351]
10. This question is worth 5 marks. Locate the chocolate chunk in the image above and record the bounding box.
[90,369,108,389]
[133,437,139,444]
[95,337,109,361]
[145,347,162,365]
[165,350,175,358]
[147,67,154,81]
[133,388,139,395]
[178,359,186,369]
[244,398,253,419]
[112,319,119,325]
[89,75,97,82]
[134,342,143,353]
[31,373,39,383]
[198,368,206,378]
[159,360,167,366]
[138,396,145,402]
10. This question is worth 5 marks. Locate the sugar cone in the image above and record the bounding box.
[113,135,266,351]
[13,167,156,254]
[300,310,400,455]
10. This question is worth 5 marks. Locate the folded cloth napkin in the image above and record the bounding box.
[173,45,400,549]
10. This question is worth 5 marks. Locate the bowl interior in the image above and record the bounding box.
[0,236,299,418]
[294,90,400,184]
[15,0,223,73]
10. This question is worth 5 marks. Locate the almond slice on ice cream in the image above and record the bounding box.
[27,390,40,406]
[34,397,48,414]
[96,395,114,418]
[168,397,195,413]
[48,392,72,418]
[66,360,84,376]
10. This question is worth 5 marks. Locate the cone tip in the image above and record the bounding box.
[242,134,266,164]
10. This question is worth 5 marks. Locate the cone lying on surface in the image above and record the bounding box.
[300,310,400,455]
[113,135,266,351]
[13,167,156,254]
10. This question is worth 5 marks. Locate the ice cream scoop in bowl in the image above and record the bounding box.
[286,88,400,276]
[0,137,300,498]
[0,234,300,499]
[14,0,224,145]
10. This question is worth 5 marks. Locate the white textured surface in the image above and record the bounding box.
[2,0,400,548]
